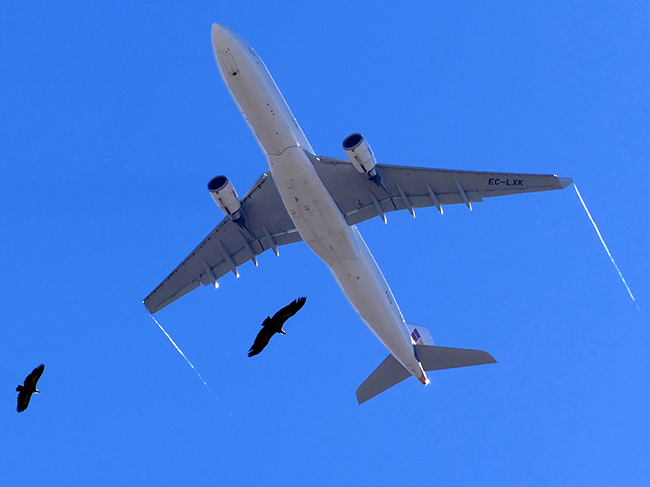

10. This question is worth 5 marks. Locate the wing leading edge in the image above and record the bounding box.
[143,173,301,314]
[310,154,573,226]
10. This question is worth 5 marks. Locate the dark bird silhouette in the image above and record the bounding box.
[248,297,307,357]
[16,364,45,412]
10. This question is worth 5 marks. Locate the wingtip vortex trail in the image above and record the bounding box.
[574,185,640,310]
[149,314,218,397]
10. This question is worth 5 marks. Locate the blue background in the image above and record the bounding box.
[2,1,648,485]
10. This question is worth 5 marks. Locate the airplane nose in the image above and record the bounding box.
[211,23,228,49]
[211,23,240,52]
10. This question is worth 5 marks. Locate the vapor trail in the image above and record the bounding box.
[574,185,639,310]
[150,314,216,395]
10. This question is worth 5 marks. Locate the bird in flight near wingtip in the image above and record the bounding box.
[248,297,307,357]
[16,364,45,412]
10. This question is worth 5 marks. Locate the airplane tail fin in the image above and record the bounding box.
[356,345,496,404]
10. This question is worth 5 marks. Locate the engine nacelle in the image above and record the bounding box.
[207,175,242,221]
[342,133,378,176]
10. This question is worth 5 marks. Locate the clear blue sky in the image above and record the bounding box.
[2,2,649,485]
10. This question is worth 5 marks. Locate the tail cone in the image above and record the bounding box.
[417,371,429,386]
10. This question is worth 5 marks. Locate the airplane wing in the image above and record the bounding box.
[143,173,301,314]
[310,154,573,226]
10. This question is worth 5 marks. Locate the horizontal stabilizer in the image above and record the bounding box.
[356,354,410,405]
[415,345,497,371]
[357,345,496,404]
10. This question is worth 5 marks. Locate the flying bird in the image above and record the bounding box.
[16,364,45,412]
[248,297,307,357]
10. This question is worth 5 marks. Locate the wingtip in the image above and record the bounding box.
[482,351,498,365]
[143,298,157,315]
[356,389,368,405]
[558,177,574,189]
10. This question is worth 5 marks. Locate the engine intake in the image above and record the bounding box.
[342,133,378,176]
[208,175,243,222]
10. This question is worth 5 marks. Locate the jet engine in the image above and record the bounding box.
[207,175,243,222]
[342,133,378,177]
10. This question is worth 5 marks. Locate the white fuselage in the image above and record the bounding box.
[211,23,427,384]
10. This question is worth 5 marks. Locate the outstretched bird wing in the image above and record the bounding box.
[248,298,307,357]
[248,325,274,357]
[17,389,32,413]
[271,297,307,324]
[17,364,44,413]
[25,364,45,388]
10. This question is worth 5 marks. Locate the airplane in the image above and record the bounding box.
[143,23,574,404]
